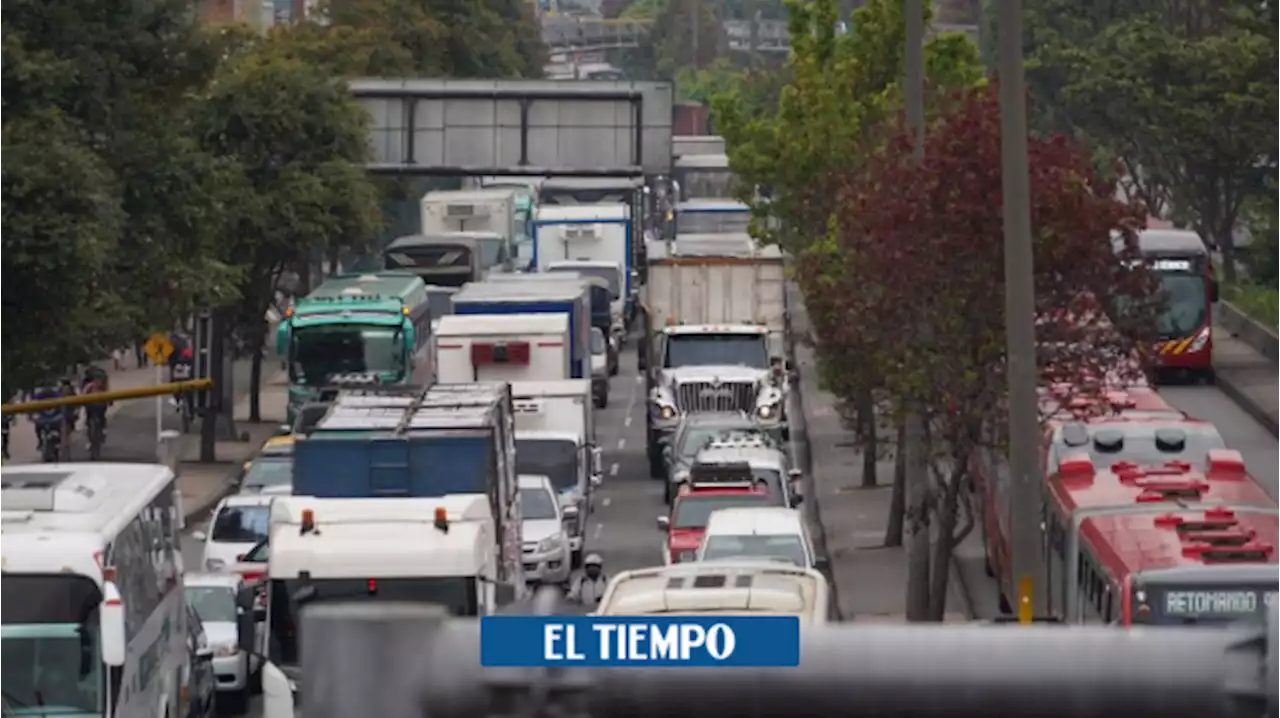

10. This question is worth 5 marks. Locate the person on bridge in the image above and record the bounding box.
[81,367,111,449]
[567,553,609,610]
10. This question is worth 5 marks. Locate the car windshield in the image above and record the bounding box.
[243,457,291,491]
[676,209,750,235]
[185,585,238,624]
[520,486,559,520]
[1047,424,1227,474]
[701,534,808,566]
[289,324,405,386]
[211,505,270,543]
[672,494,769,529]
[1154,270,1208,339]
[515,438,579,492]
[665,333,769,368]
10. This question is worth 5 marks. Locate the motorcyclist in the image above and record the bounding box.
[81,367,111,447]
[28,381,65,455]
[567,553,609,610]
[59,378,79,433]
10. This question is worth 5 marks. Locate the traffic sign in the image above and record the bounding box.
[143,333,174,365]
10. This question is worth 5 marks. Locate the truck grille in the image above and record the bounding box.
[676,381,757,413]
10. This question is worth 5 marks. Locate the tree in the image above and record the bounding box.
[193,40,382,420]
[712,0,984,502]
[801,83,1160,620]
[1026,1,1277,282]
[1,113,126,387]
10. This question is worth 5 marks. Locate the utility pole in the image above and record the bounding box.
[901,0,932,622]
[997,0,1045,623]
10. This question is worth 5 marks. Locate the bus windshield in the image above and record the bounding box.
[289,324,405,386]
[676,210,750,235]
[267,577,479,669]
[1154,269,1208,340]
[1,575,104,715]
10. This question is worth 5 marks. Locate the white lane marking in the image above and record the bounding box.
[602,497,612,507]
[609,462,619,477]
[624,415,632,427]
[617,438,626,450]
[635,376,643,384]
[593,523,603,540]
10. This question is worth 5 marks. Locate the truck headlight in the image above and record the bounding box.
[214,643,239,658]
[756,402,781,420]
[538,534,563,552]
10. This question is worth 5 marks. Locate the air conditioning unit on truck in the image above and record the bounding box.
[639,235,791,477]
[253,494,501,718]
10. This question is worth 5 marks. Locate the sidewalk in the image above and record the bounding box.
[788,283,990,622]
[1212,328,1279,437]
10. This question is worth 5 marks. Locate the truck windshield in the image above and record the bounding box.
[1,575,104,715]
[666,333,769,369]
[701,535,807,566]
[267,577,479,668]
[289,324,405,386]
[1154,269,1208,340]
[515,438,579,493]
[676,210,750,235]
[549,265,620,299]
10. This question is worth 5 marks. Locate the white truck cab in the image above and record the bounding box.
[254,495,500,718]
[434,313,571,383]
[510,380,601,566]
[595,561,831,624]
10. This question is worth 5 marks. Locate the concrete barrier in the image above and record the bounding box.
[1217,299,1279,367]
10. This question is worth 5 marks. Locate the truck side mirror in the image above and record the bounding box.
[100,582,127,667]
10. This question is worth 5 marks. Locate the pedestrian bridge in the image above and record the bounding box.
[540,17,979,55]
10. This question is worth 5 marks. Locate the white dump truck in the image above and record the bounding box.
[640,234,790,477]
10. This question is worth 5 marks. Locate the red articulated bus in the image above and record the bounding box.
[1134,228,1219,383]
[1045,449,1277,625]
[974,386,1241,614]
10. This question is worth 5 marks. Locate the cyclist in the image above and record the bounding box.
[81,367,110,450]
[28,381,65,459]
[59,378,79,434]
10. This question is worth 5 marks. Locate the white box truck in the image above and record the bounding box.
[532,204,633,319]
[509,379,602,565]
[421,188,520,268]
[639,234,790,476]
[434,313,572,384]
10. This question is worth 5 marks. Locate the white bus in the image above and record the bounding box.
[1,464,188,718]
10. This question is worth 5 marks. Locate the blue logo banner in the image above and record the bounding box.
[480,616,801,667]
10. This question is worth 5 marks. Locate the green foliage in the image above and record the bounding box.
[192,35,383,341]
[712,0,984,253]
[1224,283,1279,328]
[1,113,126,386]
[1026,0,1278,283]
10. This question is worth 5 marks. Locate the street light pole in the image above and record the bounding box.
[901,0,932,622]
[997,0,1046,623]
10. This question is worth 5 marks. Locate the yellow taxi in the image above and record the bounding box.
[238,435,295,495]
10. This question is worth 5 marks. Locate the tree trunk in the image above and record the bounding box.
[884,422,907,547]
[902,413,932,622]
[927,480,961,621]
[858,388,877,487]
[248,320,265,423]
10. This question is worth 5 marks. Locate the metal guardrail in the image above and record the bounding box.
[300,595,1279,718]
[0,379,213,415]
[540,18,979,54]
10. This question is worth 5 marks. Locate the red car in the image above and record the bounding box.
[657,483,771,564]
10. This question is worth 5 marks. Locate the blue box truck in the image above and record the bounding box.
[450,281,591,380]
[291,383,523,595]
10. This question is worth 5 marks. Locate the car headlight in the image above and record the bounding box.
[1187,326,1210,353]
[214,643,239,658]
[538,534,563,552]
[675,550,697,563]
[205,558,226,571]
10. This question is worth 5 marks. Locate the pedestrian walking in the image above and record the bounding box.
[134,341,148,368]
